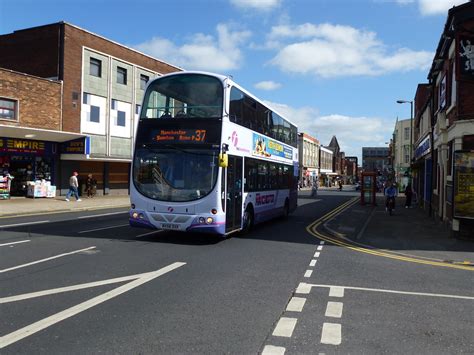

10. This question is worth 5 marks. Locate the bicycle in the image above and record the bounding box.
[387,196,395,216]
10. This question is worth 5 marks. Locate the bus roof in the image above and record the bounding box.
[151,71,298,128]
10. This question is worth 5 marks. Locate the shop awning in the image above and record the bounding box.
[0,125,86,143]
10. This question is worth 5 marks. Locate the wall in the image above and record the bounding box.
[0,68,62,130]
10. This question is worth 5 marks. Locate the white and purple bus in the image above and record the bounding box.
[130,72,298,236]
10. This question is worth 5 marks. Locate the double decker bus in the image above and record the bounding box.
[130,71,298,236]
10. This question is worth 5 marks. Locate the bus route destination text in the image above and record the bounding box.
[154,129,207,143]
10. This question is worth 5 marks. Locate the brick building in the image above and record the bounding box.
[0,22,181,196]
[298,132,319,187]
[424,2,474,237]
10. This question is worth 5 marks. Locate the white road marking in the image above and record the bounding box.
[262,345,286,355]
[0,220,49,229]
[0,262,185,349]
[325,302,343,318]
[320,241,325,245]
[286,297,306,312]
[309,259,317,267]
[135,230,163,238]
[0,269,167,304]
[304,270,313,278]
[78,224,129,234]
[0,246,96,274]
[321,323,341,345]
[295,282,312,294]
[329,287,345,298]
[0,240,30,247]
[77,211,127,219]
[272,317,297,337]
[314,252,320,258]
[317,245,323,251]
[312,284,474,300]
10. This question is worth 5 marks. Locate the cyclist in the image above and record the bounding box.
[384,182,398,211]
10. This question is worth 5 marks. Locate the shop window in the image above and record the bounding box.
[117,67,127,85]
[90,58,102,77]
[117,111,126,127]
[89,105,100,123]
[0,98,17,120]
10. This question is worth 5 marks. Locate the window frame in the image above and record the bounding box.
[117,66,127,85]
[89,58,102,78]
[0,97,18,121]
[140,74,149,90]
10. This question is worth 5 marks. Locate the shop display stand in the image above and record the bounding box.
[0,176,11,199]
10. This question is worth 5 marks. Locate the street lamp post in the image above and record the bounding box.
[397,100,413,183]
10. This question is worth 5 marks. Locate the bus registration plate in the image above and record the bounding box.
[161,223,179,230]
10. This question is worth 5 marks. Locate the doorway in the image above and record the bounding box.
[225,155,243,233]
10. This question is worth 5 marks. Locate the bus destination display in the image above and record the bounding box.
[153,129,207,143]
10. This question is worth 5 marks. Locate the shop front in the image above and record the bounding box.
[0,137,58,196]
[413,134,432,210]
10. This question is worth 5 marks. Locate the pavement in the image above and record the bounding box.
[1,189,472,266]
[0,195,130,218]
[322,194,474,266]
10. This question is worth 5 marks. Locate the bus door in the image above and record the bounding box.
[225,155,243,232]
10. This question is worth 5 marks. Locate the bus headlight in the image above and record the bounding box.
[206,217,213,224]
[132,212,139,219]
[199,217,206,224]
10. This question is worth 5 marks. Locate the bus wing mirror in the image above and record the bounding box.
[219,153,228,168]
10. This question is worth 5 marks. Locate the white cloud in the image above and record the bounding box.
[134,24,251,71]
[230,0,282,11]
[418,0,468,16]
[267,23,433,78]
[264,100,393,159]
[254,80,282,90]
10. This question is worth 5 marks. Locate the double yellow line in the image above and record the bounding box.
[306,198,474,271]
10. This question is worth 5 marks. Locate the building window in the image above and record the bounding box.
[89,105,100,123]
[117,111,126,127]
[117,67,127,85]
[140,75,149,90]
[451,61,456,107]
[404,127,410,141]
[111,99,117,110]
[135,104,141,115]
[83,93,90,105]
[0,98,17,120]
[90,58,102,77]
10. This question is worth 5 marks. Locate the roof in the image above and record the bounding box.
[428,1,474,80]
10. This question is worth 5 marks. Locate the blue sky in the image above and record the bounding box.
[0,0,469,160]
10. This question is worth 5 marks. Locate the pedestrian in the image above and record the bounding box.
[404,183,413,208]
[86,173,97,198]
[338,180,343,191]
[311,180,318,197]
[65,171,81,202]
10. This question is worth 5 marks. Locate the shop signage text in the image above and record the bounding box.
[60,137,91,155]
[458,36,474,80]
[415,135,431,160]
[0,138,46,154]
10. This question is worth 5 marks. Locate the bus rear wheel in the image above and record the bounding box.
[242,206,254,234]
[282,200,290,219]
